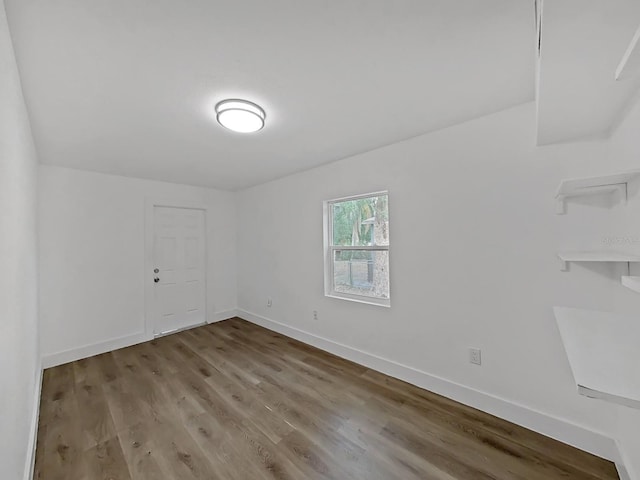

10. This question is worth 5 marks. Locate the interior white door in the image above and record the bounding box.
[152,206,206,335]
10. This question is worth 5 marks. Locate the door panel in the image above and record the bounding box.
[152,207,206,335]
[185,237,199,268]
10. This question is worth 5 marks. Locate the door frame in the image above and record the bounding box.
[144,198,209,338]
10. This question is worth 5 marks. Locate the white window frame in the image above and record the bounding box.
[323,191,390,307]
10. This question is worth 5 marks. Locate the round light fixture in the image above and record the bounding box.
[215,99,266,133]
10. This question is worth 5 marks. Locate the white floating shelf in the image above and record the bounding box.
[555,170,640,214]
[554,307,640,410]
[616,22,640,81]
[622,276,640,293]
[558,251,640,262]
[557,250,640,271]
[556,171,640,197]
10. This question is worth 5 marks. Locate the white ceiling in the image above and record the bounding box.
[6,0,535,190]
[536,0,640,145]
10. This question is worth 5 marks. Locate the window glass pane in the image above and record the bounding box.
[332,194,389,247]
[333,249,389,299]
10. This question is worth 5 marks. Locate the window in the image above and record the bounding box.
[324,192,390,307]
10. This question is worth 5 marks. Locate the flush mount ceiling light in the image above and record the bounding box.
[215,99,266,133]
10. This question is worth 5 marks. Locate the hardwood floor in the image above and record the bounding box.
[34,318,619,480]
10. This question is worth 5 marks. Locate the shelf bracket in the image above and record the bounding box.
[559,256,569,272]
[555,183,627,215]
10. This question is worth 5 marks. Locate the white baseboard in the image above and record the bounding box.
[615,462,631,480]
[24,364,43,480]
[42,332,150,369]
[237,309,620,463]
[42,310,240,369]
[616,437,638,480]
[208,308,238,324]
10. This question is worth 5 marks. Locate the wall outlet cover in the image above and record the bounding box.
[469,348,482,365]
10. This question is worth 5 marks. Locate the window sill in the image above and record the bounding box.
[325,292,391,308]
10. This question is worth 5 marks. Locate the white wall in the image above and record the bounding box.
[35,100,634,471]
[237,102,625,458]
[0,1,40,478]
[606,93,640,480]
[39,165,237,366]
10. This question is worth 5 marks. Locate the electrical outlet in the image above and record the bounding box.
[267,297,272,307]
[469,348,482,365]
[313,310,318,320]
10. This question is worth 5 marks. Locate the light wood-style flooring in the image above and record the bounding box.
[34,317,619,479]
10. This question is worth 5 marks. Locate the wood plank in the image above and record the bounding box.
[34,318,620,480]
[83,438,132,480]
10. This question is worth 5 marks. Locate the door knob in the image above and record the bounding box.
[154,268,159,273]
[154,277,160,283]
